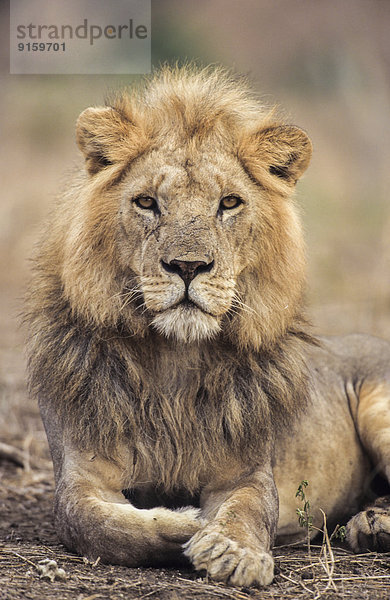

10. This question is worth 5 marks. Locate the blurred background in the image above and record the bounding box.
[1,0,390,441]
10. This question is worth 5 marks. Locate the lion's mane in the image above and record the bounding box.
[25,65,314,493]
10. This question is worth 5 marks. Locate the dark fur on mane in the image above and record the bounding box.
[26,279,313,494]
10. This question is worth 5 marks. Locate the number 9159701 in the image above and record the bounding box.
[18,42,66,51]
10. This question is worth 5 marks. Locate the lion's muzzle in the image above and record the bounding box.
[161,259,214,288]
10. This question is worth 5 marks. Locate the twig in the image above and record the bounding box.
[318,509,337,594]
[0,442,26,467]
[3,549,38,569]
[175,576,250,599]
[22,432,34,472]
[318,574,390,582]
[138,591,160,600]
[279,571,315,595]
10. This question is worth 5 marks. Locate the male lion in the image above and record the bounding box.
[25,66,390,588]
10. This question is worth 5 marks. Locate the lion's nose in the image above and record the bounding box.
[161,259,214,287]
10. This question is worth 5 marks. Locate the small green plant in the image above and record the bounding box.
[295,480,346,595]
[296,479,313,531]
[296,480,347,544]
[330,524,347,543]
[296,479,314,570]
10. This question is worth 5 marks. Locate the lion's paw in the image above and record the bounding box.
[183,530,274,587]
[346,496,390,552]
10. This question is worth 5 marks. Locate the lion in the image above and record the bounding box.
[25,65,390,588]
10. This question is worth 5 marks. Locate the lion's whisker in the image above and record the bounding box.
[119,290,144,312]
[232,295,262,320]
[108,286,142,302]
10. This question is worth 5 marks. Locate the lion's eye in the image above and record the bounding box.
[219,195,243,211]
[133,196,158,211]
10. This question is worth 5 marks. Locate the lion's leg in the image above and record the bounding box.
[54,449,202,566]
[346,381,390,552]
[184,467,277,587]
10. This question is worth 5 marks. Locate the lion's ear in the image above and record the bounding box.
[76,107,142,176]
[242,125,312,186]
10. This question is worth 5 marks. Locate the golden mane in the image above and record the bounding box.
[30,66,308,348]
[25,65,313,488]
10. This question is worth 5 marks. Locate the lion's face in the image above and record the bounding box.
[68,67,312,349]
[118,146,261,342]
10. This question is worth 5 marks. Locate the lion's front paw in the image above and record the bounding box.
[346,496,390,552]
[184,530,274,587]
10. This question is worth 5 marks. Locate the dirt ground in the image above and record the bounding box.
[1,292,390,600]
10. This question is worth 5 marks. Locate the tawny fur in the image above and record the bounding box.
[25,65,313,487]
[24,65,390,587]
